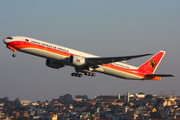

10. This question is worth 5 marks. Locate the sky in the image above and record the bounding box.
[0,1,180,102]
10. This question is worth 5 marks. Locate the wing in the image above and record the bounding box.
[85,53,153,65]
[145,74,176,77]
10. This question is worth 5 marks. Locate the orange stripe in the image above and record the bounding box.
[103,64,160,80]
[7,45,17,51]
[103,64,142,76]
[8,41,160,80]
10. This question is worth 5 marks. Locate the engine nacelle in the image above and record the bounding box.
[69,55,86,67]
[46,59,64,69]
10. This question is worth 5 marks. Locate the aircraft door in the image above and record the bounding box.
[20,38,24,45]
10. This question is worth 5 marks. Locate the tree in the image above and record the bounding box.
[44,100,49,103]
[133,104,140,108]
[14,98,21,106]
[75,95,89,100]
[178,102,180,107]
[145,94,154,99]
[17,116,30,120]
[58,94,72,103]
[123,102,131,107]
[58,96,65,103]
[94,102,100,106]
[100,113,107,119]
[115,105,121,111]
[157,98,165,104]
[15,106,29,112]
[64,94,72,102]
[151,111,162,119]
[108,102,114,111]
[89,108,95,114]
[37,100,41,104]
[2,97,9,102]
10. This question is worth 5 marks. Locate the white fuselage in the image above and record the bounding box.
[3,36,147,80]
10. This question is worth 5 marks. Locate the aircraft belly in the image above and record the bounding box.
[19,48,66,61]
[102,66,143,80]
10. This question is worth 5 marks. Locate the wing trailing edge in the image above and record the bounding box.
[145,74,176,77]
[86,53,153,65]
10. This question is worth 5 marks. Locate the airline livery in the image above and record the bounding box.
[3,36,175,80]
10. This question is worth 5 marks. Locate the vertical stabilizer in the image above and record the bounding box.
[138,51,165,74]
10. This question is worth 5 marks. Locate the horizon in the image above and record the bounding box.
[1,91,177,102]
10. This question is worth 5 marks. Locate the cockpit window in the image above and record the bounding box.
[6,37,13,39]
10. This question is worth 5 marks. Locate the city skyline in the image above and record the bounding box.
[0,91,177,102]
[0,1,179,101]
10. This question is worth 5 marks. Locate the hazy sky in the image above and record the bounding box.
[0,1,180,102]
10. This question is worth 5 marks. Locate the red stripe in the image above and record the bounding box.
[7,41,72,57]
[6,41,160,80]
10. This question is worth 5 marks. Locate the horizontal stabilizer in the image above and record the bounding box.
[145,74,176,77]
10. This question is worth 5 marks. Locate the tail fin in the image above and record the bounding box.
[138,51,165,74]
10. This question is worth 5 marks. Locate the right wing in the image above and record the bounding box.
[85,53,153,65]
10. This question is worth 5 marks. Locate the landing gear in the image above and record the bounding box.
[12,51,16,57]
[71,72,96,77]
[92,73,96,77]
[71,73,83,77]
[12,54,16,57]
[71,67,96,77]
[84,72,96,77]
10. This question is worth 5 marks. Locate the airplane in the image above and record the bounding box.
[3,36,175,80]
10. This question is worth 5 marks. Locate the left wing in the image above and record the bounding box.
[85,53,153,65]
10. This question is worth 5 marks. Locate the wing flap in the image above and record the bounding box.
[145,74,176,77]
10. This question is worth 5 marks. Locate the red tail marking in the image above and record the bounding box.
[138,51,165,74]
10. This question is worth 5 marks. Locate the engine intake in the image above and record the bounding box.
[46,59,64,69]
[69,55,86,67]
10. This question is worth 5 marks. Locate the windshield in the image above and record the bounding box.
[6,37,13,39]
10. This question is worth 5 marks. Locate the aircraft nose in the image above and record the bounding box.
[3,37,13,44]
[3,39,8,44]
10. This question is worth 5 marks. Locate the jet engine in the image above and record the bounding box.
[46,59,64,69]
[69,55,86,67]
